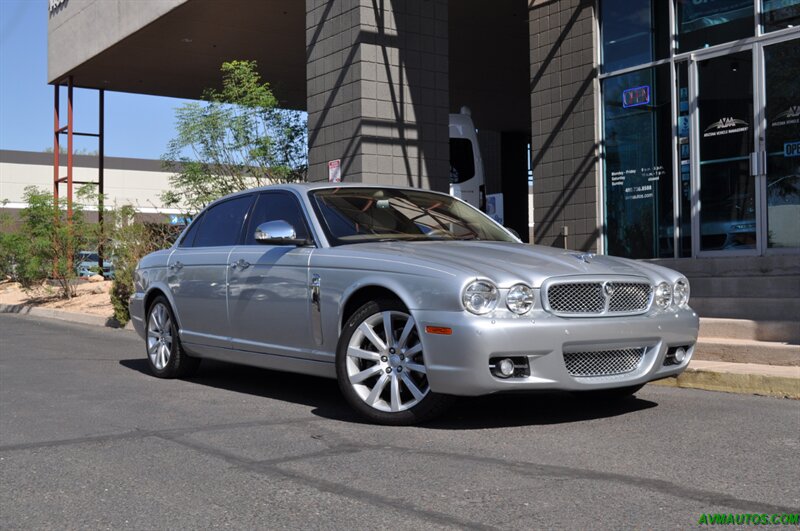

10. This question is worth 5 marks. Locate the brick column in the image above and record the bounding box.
[529,0,599,251]
[306,0,449,191]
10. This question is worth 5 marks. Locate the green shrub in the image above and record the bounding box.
[109,205,181,325]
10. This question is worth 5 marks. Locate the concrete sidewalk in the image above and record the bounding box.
[2,302,797,399]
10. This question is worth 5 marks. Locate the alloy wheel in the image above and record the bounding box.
[345,310,430,413]
[147,302,173,370]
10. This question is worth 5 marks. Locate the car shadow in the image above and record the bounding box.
[119,358,658,429]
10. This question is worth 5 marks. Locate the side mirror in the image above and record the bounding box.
[254,220,308,246]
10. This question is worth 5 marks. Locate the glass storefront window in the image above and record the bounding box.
[600,0,669,73]
[602,64,674,258]
[764,40,800,248]
[676,0,754,52]
[762,0,800,31]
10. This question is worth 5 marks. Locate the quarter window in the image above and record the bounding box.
[192,195,254,247]
[178,214,203,248]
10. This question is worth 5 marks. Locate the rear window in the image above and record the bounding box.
[192,195,254,247]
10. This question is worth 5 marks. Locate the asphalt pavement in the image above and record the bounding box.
[1,314,798,530]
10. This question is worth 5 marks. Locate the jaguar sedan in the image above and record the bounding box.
[130,183,698,424]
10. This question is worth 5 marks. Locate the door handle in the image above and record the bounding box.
[230,259,251,270]
[169,261,184,270]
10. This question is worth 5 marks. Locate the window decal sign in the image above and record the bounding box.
[785,141,800,158]
[622,86,650,108]
[703,117,748,137]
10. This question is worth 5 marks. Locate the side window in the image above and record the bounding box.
[192,195,254,247]
[245,192,311,245]
[178,214,204,248]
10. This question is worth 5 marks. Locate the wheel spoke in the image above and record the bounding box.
[404,342,422,357]
[397,317,415,350]
[147,340,158,356]
[347,346,381,362]
[154,305,164,330]
[401,372,424,400]
[390,374,401,412]
[158,344,167,368]
[366,373,389,405]
[405,362,426,374]
[350,364,382,384]
[383,312,395,347]
[358,322,387,352]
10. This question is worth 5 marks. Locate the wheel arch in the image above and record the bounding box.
[339,284,409,333]
[143,284,182,330]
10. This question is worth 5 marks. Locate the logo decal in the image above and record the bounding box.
[603,282,615,298]
[704,117,748,133]
[772,105,800,128]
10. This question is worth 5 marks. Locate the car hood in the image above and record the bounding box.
[333,241,655,287]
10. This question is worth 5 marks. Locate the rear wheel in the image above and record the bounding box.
[336,299,453,425]
[145,296,200,378]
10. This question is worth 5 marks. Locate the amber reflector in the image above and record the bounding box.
[425,326,452,335]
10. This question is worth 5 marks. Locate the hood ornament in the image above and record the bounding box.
[570,252,594,264]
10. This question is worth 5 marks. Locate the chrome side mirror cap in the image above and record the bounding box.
[254,220,308,246]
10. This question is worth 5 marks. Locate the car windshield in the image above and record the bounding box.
[309,187,516,246]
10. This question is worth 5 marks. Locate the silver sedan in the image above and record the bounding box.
[130,184,699,424]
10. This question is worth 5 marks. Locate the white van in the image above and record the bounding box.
[449,107,485,211]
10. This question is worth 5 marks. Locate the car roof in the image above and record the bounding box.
[205,182,453,207]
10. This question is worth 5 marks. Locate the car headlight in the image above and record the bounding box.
[463,280,498,315]
[654,281,673,310]
[673,278,690,308]
[506,284,535,315]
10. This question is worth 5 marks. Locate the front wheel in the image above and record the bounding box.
[336,299,453,425]
[145,296,200,378]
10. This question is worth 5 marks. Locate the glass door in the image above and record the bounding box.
[691,48,760,255]
[761,37,800,250]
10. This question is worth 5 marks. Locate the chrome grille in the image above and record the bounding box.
[545,280,652,316]
[608,282,653,312]
[564,348,645,377]
[547,283,604,313]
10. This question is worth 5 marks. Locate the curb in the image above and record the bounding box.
[0,303,134,331]
[651,363,800,399]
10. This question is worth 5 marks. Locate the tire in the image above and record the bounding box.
[145,296,200,379]
[336,299,454,425]
[575,384,645,401]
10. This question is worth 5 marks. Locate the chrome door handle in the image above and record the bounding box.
[169,261,184,270]
[230,259,250,270]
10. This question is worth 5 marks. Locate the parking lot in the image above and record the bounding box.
[1,313,798,529]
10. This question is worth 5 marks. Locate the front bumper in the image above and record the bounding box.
[129,292,146,339]
[412,308,699,396]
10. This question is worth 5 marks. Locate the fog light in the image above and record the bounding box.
[674,347,687,363]
[497,358,515,378]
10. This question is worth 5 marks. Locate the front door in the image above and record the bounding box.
[227,192,318,359]
[692,48,759,255]
[690,34,800,255]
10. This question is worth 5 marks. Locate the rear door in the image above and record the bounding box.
[227,191,317,358]
[168,194,255,349]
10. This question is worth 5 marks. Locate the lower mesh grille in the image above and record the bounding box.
[564,348,645,377]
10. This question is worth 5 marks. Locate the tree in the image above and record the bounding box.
[4,187,93,299]
[162,60,307,212]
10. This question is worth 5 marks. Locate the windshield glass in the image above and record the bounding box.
[309,187,516,246]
